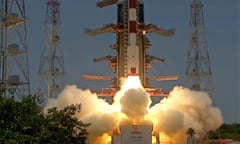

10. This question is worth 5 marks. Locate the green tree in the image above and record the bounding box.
[208,123,240,141]
[0,96,43,143]
[0,96,90,143]
[42,105,90,143]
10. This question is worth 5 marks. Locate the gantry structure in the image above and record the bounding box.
[37,0,64,102]
[0,0,30,99]
[186,0,214,97]
[82,0,180,96]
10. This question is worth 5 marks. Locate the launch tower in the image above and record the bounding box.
[37,0,64,101]
[83,0,180,96]
[0,0,30,99]
[186,0,214,97]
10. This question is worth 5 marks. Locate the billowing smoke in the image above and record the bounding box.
[149,106,184,135]
[120,87,151,121]
[46,85,109,117]
[45,79,223,144]
[82,112,119,136]
[149,86,223,143]
[45,85,120,139]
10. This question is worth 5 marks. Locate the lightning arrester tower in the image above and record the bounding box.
[0,0,30,99]
[186,0,213,97]
[37,0,64,101]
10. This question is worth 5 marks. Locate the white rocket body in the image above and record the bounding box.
[127,0,139,76]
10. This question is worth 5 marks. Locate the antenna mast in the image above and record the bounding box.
[37,0,64,102]
[186,0,214,97]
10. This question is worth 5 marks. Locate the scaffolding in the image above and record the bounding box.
[0,0,30,99]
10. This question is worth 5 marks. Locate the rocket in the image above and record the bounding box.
[127,0,139,76]
[84,0,178,94]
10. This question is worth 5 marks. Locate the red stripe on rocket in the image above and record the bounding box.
[129,0,136,8]
[127,0,139,76]
[129,21,137,33]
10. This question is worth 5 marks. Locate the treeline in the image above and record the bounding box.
[0,96,90,144]
[208,123,240,141]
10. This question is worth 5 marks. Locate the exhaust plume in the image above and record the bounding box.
[148,86,223,142]
[45,78,223,144]
[120,87,151,121]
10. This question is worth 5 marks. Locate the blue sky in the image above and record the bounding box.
[27,0,239,123]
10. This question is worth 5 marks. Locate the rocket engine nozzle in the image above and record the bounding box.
[127,67,139,76]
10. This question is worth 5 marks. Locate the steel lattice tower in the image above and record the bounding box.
[37,0,64,102]
[0,0,30,99]
[186,0,213,97]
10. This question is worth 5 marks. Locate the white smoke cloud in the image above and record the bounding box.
[82,112,119,137]
[149,106,184,135]
[45,85,119,137]
[120,87,151,121]
[149,86,223,142]
[45,85,107,116]
[44,84,223,144]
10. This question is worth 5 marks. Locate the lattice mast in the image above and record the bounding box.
[0,0,30,99]
[186,0,213,97]
[37,0,64,100]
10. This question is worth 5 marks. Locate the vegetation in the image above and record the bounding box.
[0,96,90,144]
[208,123,240,141]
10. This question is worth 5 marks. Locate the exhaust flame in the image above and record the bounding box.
[45,76,223,144]
[123,76,143,90]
